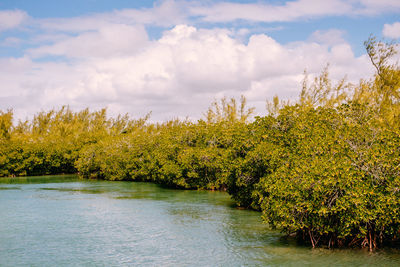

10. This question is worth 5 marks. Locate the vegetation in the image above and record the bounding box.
[1,37,399,249]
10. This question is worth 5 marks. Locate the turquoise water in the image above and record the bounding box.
[1,175,400,266]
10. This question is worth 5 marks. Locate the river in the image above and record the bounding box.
[1,175,399,266]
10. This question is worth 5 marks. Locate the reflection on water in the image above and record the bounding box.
[0,174,79,184]
[0,186,21,190]
[0,175,400,266]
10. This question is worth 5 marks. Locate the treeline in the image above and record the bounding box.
[1,37,399,249]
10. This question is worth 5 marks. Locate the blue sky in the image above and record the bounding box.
[0,0,155,17]
[0,0,399,121]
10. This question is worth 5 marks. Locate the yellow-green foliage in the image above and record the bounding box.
[0,106,145,177]
[253,103,400,248]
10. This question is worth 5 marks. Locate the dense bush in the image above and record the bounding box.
[253,104,400,248]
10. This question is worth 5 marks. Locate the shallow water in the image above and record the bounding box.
[0,175,399,266]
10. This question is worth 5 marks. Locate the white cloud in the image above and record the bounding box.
[186,0,400,23]
[189,0,353,22]
[28,24,149,58]
[309,29,346,46]
[1,25,375,121]
[356,0,400,14]
[114,0,188,26]
[37,0,186,33]
[1,0,399,39]
[0,9,28,32]
[23,0,400,37]
[383,22,400,39]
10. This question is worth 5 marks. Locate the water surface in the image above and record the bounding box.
[1,175,400,266]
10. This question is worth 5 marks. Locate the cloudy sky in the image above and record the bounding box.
[0,0,400,121]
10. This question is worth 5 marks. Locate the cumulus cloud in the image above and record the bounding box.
[0,9,28,32]
[1,24,374,121]
[383,22,400,39]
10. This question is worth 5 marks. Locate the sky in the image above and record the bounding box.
[0,0,400,122]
